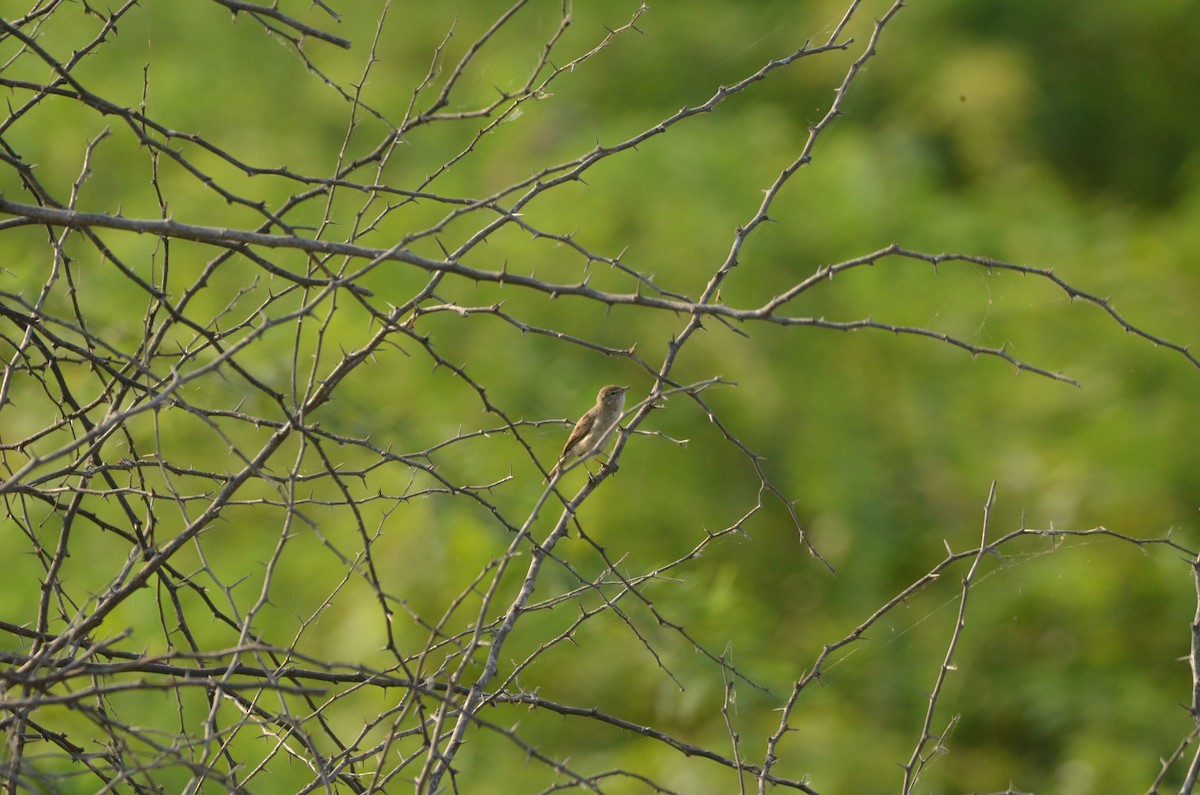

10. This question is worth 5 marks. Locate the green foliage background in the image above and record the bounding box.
[2,0,1199,792]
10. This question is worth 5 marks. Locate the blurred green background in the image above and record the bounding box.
[2,0,1199,792]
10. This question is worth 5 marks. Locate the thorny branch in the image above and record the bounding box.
[0,1,1196,794]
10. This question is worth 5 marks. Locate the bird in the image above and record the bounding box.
[546,385,630,482]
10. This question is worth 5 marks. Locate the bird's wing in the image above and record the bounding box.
[560,411,596,458]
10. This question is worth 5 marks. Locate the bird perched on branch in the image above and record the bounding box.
[546,384,629,482]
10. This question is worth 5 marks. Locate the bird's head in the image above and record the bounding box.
[598,384,630,405]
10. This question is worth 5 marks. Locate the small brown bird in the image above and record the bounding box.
[546,385,629,481]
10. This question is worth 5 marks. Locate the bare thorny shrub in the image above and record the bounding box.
[1,1,1199,793]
